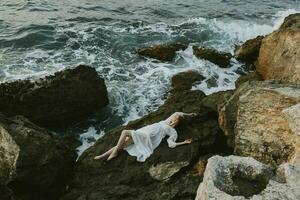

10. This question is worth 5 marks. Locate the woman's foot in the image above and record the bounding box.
[107,152,118,161]
[94,155,105,160]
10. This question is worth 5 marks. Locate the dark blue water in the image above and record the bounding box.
[0,0,299,155]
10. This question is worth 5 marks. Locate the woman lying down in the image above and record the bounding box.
[94,112,197,162]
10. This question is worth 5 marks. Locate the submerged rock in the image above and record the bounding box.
[219,81,300,166]
[0,113,76,200]
[137,43,187,62]
[0,65,109,128]
[61,71,231,200]
[196,155,300,200]
[257,13,300,84]
[192,46,232,68]
[234,36,264,64]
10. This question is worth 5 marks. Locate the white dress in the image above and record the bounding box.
[124,112,184,162]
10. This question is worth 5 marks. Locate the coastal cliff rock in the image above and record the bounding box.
[257,13,300,84]
[234,36,264,64]
[0,65,109,128]
[196,155,300,200]
[219,81,300,166]
[192,46,232,68]
[137,43,187,62]
[61,71,232,200]
[0,113,76,200]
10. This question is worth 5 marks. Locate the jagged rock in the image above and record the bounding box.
[61,71,231,200]
[196,155,300,200]
[0,113,76,200]
[137,43,187,62]
[257,14,300,84]
[219,81,300,166]
[193,46,232,68]
[234,36,264,64]
[0,65,109,128]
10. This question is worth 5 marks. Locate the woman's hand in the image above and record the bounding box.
[184,138,193,144]
[188,113,197,117]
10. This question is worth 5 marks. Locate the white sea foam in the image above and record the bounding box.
[76,126,104,157]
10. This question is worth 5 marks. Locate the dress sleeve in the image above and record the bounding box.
[167,129,178,148]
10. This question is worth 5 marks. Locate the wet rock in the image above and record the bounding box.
[171,70,205,92]
[137,43,187,62]
[234,36,264,64]
[219,81,300,166]
[0,113,76,200]
[257,14,300,84]
[193,46,232,68]
[196,155,300,200]
[0,65,109,128]
[61,71,231,200]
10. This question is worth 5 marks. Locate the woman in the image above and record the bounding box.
[94,112,197,162]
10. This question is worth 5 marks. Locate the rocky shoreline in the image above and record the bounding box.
[0,13,299,200]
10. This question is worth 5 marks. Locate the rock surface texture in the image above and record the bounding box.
[0,65,109,128]
[0,114,76,200]
[219,81,300,166]
[61,71,231,200]
[257,13,300,84]
[193,46,232,68]
[137,43,187,62]
[196,155,300,200]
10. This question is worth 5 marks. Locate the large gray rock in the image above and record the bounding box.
[196,155,300,200]
[0,113,76,200]
[61,71,231,200]
[0,65,109,128]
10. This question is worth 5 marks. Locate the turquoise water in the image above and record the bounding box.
[0,0,299,155]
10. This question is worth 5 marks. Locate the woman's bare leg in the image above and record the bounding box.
[94,136,133,160]
[94,146,115,160]
[107,130,132,161]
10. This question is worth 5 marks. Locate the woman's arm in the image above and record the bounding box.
[168,137,192,148]
[181,112,197,117]
[172,139,192,147]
